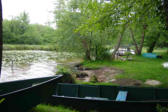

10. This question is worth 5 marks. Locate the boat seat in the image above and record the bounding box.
[116,91,128,101]
[85,96,109,100]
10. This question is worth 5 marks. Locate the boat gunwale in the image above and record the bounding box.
[0,75,62,97]
[0,76,57,84]
[52,95,168,103]
[57,83,168,90]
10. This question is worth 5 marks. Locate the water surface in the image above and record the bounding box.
[0,50,59,82]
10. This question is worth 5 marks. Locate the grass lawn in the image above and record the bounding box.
[82,50,168,87]
[31,104,79,112]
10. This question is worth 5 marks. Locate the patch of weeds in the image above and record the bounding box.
[90,75,98,83]
[56,65,75,83]
[156,104,168,112]
[31,104,79,112]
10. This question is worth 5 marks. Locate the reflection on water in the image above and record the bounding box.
[0,50,59,82]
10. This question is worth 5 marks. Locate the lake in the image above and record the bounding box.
[0,50,66,82]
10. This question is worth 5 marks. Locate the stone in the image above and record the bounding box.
[108,79,116,82]
[145,80,161,86]
[163,62,168,69]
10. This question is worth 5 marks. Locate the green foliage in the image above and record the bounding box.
[90,75,98,83]
[32,104,99,112]
[156,104,168,112]
[56,65,72,75]
[0,98,5,104]
[3,12,56,45]
[31,104,79,112]
[56,65,75,83]
[53,0,168,60]
[53,0,115,60]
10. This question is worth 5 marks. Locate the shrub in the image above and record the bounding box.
[90,75,98,83]
[56,65,75,83]
[156,104,168,112]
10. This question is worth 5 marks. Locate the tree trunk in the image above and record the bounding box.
[86,49,91,60]
[147,40,157,53]
[0,0,2,77]
[81,39,91,60]
[129,27,140,54]
[164,0,168,30]
[138,25,147,55]
[147,34,160,53]
[95,44,98,60]
[112,24,127,59]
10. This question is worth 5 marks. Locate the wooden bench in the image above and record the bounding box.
[116,91,128,101]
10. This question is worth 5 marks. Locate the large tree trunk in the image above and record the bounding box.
[112,24,127,59]
[138,25,147,55]
[147,34,160,53]
[129,27,140,54]
[81,39,91,60]
[0,0,2,77]
[147,40,157,53]
[130,25,147,55]
[86,49,91,60]
[164,0,168,30]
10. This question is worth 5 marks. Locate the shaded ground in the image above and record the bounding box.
[77,67,123,82]
[76,66,143,86]
[112,78,142,86]
[75,66,160,86]
[77,67,144,86]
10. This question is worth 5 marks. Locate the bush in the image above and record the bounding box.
[90,75,98,83]
[56,65,75,83]
[93,46,111,60]
[156,104,168,112]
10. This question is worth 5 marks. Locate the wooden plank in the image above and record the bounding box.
[116,91,128,101]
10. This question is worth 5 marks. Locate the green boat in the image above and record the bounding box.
[0,75,62,112]
[49,83,168,112]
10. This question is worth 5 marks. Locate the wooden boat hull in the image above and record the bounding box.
[50,95,168,112]
[0,75,62,112]
[48,83,168,112]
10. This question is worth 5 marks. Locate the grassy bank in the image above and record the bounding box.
[32,50,168,112]
[31,104,78,112]
[82,51,168,87]
[3,44,57,51]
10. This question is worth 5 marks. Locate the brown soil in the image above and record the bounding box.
[77,66,143,86]
[113,78,142,86]
[78,67,123,82]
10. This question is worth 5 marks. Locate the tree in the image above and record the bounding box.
[0,0,2,76]
[76,0,133,59]
[128,0,168,54]
[54,0,94,59]
[3,12,56,45]
[54,0,168,59]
